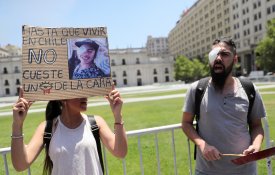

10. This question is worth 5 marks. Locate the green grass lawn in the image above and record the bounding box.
[259,87,275,92]
[0,87,274,174]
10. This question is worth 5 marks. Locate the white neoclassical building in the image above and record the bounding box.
[109,47,174,87]
[0,44,175,97]
[0,45,22,97]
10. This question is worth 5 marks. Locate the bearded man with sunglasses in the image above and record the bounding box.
[181,38,266,175]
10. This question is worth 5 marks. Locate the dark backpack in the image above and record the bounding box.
[193,77,256,159]
[43,115,105,173]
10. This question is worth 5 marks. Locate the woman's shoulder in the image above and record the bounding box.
[38,121,47,130]
[87,115,106,129]
[38,118,59,135]
[82,114,103,124]
[94,115,104,123]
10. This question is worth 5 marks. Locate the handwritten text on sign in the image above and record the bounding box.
[22,26,112,101]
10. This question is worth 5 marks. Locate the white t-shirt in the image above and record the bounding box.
[49,115,103,175]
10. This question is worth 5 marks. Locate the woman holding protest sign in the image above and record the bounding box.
[11,85,127,175]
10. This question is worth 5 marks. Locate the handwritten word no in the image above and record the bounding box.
[28,49,57,64]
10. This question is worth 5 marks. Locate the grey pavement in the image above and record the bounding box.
[1,82,275,117]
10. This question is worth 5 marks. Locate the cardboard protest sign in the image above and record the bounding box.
[22,26,112,101]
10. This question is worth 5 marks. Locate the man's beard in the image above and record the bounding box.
[210,60,234,91]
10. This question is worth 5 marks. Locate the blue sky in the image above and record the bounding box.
[0,0,196,49]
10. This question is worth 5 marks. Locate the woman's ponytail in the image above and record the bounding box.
[43,100,62,175]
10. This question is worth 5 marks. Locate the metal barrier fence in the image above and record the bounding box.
[1,119,274,175]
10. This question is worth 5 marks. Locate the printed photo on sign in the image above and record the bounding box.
[67,38,111,80]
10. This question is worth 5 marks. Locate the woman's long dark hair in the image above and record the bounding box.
[43,100,62,175]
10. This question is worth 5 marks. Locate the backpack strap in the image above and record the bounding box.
[44,120,53,149]
[237,77,256,124]
[194,77,210,122]
[88,115,105,174]
[43,116,105,174]
[193,77,210,159]
[192,77,255,160]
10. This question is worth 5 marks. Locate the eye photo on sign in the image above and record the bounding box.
[67,38,111,80]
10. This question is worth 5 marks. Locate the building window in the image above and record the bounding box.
[14,66,20,73]
[212,34,216,39]
[267,7,271,15]
[154,77,158,83]
[16,87,20,96]
[113,80,117,86]
[112,72,116,77]
[4,80,9,86]
[259,24,262,30]
[122,59,126,65]
[111,59,116,66]
[165,76,170,82]
[211,26,216,31]
[136,58,140,64]
[218,31,223,37]
[123,79,127,85]
[211,17,215,23]
[123,71,127,77]
[137,78,142,86]
[3,67,8,74]
[153,69,157,75]
[5,88,10,95]
[254,14,257,20]
[16,79,20,85]
[137,70,141,76]
[255,25,258,32]
[225,17,230,24]
[253,3,257,9]
[165,68,169,73]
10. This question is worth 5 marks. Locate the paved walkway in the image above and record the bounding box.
[1,83,275,117]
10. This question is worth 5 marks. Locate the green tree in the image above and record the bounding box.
[174,55,194,82]
[255,19,275,72]
[174,56,209,82]
[192,58,209,80]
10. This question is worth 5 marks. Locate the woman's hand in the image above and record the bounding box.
[12,87,33,126]
[105,84,123,122]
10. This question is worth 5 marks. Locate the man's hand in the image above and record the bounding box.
[243,145,258,155]
[199,142,221,161]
